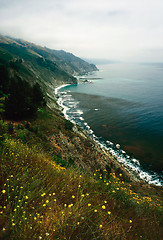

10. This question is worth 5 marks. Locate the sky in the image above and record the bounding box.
[0,0,163,62]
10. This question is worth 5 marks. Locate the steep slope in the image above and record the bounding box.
[0,35,162,240]
[0,35,98,75]
[48,49,98,75]
[0,108,162,240]
[0,35,76,104]
[0,35,98,106]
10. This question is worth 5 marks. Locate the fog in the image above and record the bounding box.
[0,0,163,62]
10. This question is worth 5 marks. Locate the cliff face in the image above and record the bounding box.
[0,35,97,103]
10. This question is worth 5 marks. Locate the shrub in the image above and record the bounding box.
[65,119,73,131]
[53,155,68,167]
[16,128,29,143]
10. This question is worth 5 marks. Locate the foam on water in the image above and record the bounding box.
[55,85,162,186]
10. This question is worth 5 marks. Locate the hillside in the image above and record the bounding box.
[0,35,162,240]
[0,36,72,103]
[0,35,97,106]
[0,107,162,240]
[49,49,98,75]
[0,35,97,75]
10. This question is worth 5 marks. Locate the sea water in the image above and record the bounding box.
[56,62,163,186]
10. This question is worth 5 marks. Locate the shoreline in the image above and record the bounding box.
[54,84,162,186]
[54,84,71,95]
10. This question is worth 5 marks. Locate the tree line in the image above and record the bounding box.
[0,65,46,120]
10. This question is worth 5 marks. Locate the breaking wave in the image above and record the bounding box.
[55,85,163,186]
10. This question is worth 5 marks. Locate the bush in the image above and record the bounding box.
[16,128,29,143]
[53,155,68,167]
[65,119,73,131]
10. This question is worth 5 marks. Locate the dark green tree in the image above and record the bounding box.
[0,64,46,120]
[0,65,10,93]
[32,83,46,107]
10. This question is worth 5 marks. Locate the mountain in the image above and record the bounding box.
[48,49,98,75]
[0,35,98,75]
[0,35,98,105]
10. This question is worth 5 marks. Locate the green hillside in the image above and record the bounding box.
[0,35,162,240]
[0,35,98,75]
[0,108,162,240]
[0,35,98,110]
[0,36,76,102]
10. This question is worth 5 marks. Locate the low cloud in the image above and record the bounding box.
[0,0,162,62]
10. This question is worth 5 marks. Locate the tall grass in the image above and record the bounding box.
[0,115,162,240]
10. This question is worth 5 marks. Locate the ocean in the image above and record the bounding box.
[56,62,163,186]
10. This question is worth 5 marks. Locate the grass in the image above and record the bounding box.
[0,108,163,240]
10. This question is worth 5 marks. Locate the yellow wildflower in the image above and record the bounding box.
[68,204,73,208]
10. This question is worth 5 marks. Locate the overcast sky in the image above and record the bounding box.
[0,0,163,62]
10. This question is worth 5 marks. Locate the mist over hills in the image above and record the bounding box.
[0,35,98,104]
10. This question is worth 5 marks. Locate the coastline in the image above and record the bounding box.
[54,84,163,186]
[54,84,71,95]
[54,84,137,182]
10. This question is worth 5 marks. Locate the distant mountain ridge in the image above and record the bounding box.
[48,48,98,75]
[0,35,98,107]
[0,35,98,75]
